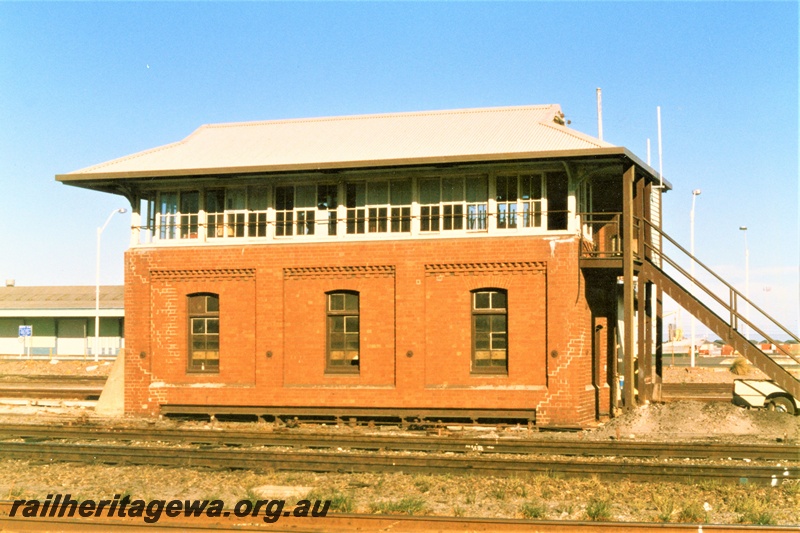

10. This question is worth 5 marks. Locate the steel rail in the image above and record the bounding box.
[0,423,798,461]
[0,440,795,485]
[1,503,796,533]
[0,380,104,400]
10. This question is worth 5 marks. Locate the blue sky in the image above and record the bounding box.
[0,2,797,336]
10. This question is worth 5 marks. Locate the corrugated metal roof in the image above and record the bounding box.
[61,105,615,179]
[0,286,124,311]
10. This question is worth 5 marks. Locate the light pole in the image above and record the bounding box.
[690,189,701,367]
[95,208,127,362]
[739,226,749,341]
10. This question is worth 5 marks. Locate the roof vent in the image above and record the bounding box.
[5,279,15,287]
[552,111,570,126]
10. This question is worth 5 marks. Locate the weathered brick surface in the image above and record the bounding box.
[124,235,603,426]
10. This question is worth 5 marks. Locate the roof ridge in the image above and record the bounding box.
[200,104,559,130]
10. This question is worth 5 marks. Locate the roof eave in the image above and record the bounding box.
[58,146,668,185]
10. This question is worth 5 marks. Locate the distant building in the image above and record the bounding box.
[0,284,124,357]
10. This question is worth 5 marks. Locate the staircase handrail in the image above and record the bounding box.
[638,217,800,360]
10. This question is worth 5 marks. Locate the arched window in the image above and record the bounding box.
[188,293,219,372]
[326,291,359,373]
[472,289,507,374]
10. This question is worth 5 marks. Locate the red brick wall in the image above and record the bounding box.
[124,235,598,426]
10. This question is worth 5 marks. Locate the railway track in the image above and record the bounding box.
[2,504,797,532]
[0,422,797,461]
[0,437,796,485]
[0,376,105,400]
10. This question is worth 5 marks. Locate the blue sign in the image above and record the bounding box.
[18,325,32,337]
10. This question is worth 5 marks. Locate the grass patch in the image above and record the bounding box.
[677,501,707,523]
[520,500,547,519]
[306,489,355,513]
[585,499,612,521]
[369,496,427,515]
[652,494,674,522]
[735,496,775,525]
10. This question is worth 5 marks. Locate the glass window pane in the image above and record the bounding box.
[390,180,412,205]
[520,175,531,200]
[466,176,487,203]
[346,183,366,208]
[192,319,205,334]
[160,192,178,214]
[492,332,507,350]
[188,296,204,315]
[475,315,490,332]
[329,293,344,311]
[192,340,205,351]
[530,175,542,199]
[419,178,440,204]
[491,291,507,309]
[206,295,219,313]
[441,177,463,202]
[318,184,338,209]
[475,332,490,350]
[226,188,246,210]
[249,187,268,210]
[491,315,506,332]
[330,316,344,332]
[474,292,490,309]
[206,190,225,212]
[296,184,316,208]
[344,293,358,311]
[507,177,518,201]
[276,186,293,210]
[496,176,508,201]
[181,191,199,214]
[367,181,389,205]
[206,338,219,351]
[206,318,219,334]
[345,333,359,350]
[345,315,359,333]
[330,333,344,350]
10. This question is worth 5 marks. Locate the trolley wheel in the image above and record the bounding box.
[767,396,796,415]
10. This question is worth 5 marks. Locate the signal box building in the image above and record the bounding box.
[57,105,674,426]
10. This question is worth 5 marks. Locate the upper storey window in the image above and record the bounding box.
[206,187,268,239]
[346,180,411,234]
[496,174,545,229]
[420,176,487,232]
[140,168,570,245]
[275,184,338,237]
[158,191,199,240]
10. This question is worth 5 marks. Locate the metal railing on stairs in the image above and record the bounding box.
[636,217,800,399]
[578,211,799,399]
